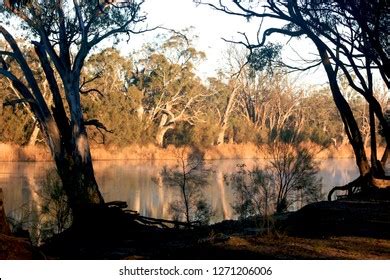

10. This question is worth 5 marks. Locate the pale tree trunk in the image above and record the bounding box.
[216,171,231,219]
[27,121,40,146]
[155,109,176,147]
[363,133,370,149]
[217,85,239,145]
[27,82,54,146]
[217,128,227,146]
[6,79,42,146]
[135,105,144,120]
[156,125,174,147]
[260,104,268,131]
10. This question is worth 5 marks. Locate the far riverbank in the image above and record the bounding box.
[0,142,372,162]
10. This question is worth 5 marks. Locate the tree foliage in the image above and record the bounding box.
[0,0,148,218]
[195,0,390,190]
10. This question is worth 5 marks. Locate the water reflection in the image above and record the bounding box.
[0,159,360,224]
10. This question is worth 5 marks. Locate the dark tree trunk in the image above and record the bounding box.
[381,144,389,166]
[35,43,105,220]
[55,77,105,217]
[315,42,371,177]
[55,150,104,222]
[369,105,379,175]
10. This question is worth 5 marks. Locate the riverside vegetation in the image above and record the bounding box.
[0,0,389,259]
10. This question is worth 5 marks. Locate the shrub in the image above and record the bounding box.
[160,147,214,225]
[37,169,72,240]
[229,142,323,220]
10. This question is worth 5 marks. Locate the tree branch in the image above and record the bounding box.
[84,119,113,133]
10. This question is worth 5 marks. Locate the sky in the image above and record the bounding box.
[127,0,326,85]
[0,0,326,85]
[127,0,259,78]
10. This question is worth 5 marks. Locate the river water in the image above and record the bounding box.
[0,158,359,225]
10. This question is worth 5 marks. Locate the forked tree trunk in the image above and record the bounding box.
[58,81,105,215]
[217,85,239,145]
[316,42,371,178]
[315,40,390,194]
[36,59,105,223]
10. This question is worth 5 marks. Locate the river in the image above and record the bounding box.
[0,158,359,226]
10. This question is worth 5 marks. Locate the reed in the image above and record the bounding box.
[0,142,362,162]
[0,143,51,162]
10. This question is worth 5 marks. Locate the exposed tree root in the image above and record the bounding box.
[328,175,390,201]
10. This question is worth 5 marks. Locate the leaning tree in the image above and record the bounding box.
[0,0,148,221]
[195,0,390,193]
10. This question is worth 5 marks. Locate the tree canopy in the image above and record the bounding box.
[0,0,149,220]
[195,0,389,188]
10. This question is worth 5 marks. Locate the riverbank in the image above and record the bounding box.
[2,197,390,259]
[0,142,371,162]
[37,200,390,259]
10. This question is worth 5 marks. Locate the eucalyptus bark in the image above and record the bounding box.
[217,85,239,145]
[55,77,104,217]
[156,125,174,147]
[0,26,104,223]
[27,122,40,146]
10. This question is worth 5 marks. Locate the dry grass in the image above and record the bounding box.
[90,144,193,161]
[214,235,390,259]
[1,142,378,162]
[0,143,51,162]
[204,143,262,160]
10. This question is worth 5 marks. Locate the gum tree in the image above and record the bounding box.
[131,32,210,147]
[195,0,390,191]
[0,0,148,221]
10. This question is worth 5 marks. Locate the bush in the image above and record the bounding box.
[229,142,323,220]
[160,148,214,225]
[37,169,72,240]
[267,142,323,213]
[229,164,273,220]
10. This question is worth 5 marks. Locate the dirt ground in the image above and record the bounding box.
[193,235,390,260]
[3,200,390,260]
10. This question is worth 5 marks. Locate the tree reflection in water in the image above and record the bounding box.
[1,158,361,236]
